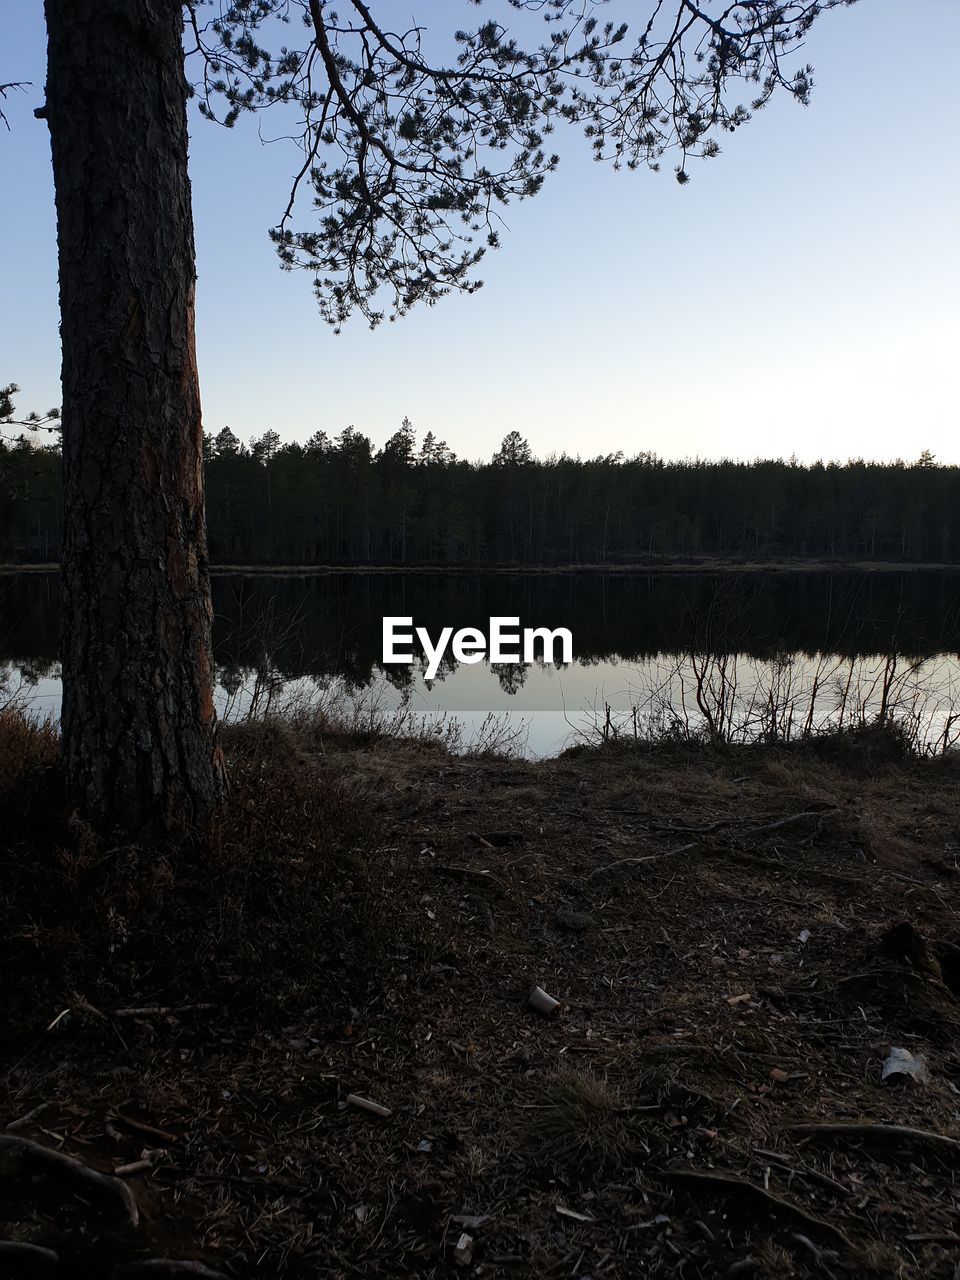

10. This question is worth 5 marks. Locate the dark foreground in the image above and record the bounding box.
[5,557,960,573]
[3,714,960,1278]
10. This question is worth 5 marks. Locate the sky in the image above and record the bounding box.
[2,1,958,466]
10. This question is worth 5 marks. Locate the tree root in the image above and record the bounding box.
[0,1135,138,1227]
[0,1241,59,1278]
[663,1168,851,1250]
[790,1122,960,1159]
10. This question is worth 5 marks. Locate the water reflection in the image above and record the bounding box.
[3,569,960,755]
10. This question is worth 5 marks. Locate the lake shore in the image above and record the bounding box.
[4,557,960,576]
[3,714,960,1277]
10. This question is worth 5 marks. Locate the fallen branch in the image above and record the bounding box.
[650,819,745,835]
[113,1004,215,1018]
[345,1093,392,1118]
[112,1113,179,1146]
[0,1134,139,1227]
[743,811,827,838]
[789,1123,960,1159]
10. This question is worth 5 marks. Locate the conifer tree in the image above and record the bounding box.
[29,0,851,832]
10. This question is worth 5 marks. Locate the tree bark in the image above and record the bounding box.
[44,0,226,834]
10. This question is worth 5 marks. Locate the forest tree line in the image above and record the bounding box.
[1,420,955,566]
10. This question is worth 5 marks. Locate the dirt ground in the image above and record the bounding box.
[4,732,960,1278]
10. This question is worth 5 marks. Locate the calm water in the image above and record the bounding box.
[3,569,960,755]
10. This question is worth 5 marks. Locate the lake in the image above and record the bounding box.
[3,568,960,756]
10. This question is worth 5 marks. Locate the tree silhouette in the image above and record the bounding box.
[9,430,955,570]
[493,431,534,467]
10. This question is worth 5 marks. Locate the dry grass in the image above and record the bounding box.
[0,709,386,1037]
[0,704,57,798]
[529,1066,629,1167]
[221,681,529,759]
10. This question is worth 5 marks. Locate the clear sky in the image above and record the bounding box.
[3,1,958,465]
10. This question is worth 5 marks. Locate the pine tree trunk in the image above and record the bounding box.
[44,0,226,834]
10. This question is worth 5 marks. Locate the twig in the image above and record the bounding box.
[650,819,746,835]
[70,990,109,1021]
[345,1093,392,1117]
[751,1149,850,1198]
[112,998,216,1018]
[115,1151,164,1176]
[5,1101,52,1131]
[466,831,497,850]
[112,1113,179,1145]
[432,864,505,890]
[588,840,701,880]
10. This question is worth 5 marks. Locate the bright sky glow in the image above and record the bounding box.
[3,1,958,464]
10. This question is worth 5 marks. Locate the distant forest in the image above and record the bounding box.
[1,421,957,565]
